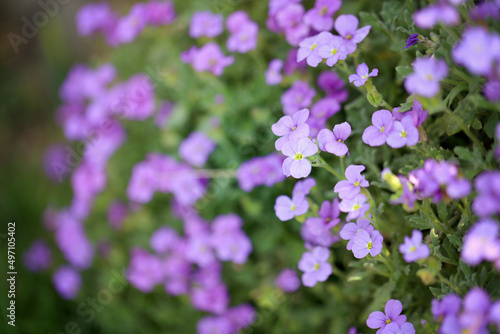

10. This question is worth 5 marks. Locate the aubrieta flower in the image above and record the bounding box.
[236,154,285,192]
[367,299,408,334]
[127,248,164,292]
[303,0,341,31]
[211,214,252,265]
[461,219,500,266]
[340,218,375,250]
[225,304,256,333]
[390,175,418,210]
[186,233,216,267]
[335,14,372,50]
[226,13,259,53]
[404,57,448,98]
[452,27,500,76]
[305,198,341,236]
[317,34,353,67]
[399,230,430,262]
[413,3,460,29]
[275,3,310,46]
[281,80,316,115]
[23,240,52,272]
[334,165,369,199]
[190,284,229,314]
[317,71,349,102]
[53,266,82,300]
[150,226,179,254]
[226,10,250,33]
[189,11,223,38]
[107,201,128,231]
[285,48,307,75]
[55,212,94,270]
[298,246,332,287]
[307,97,342,137]
[317,122,351,156]
[145,1,176,26]
[301,223,340,249]
[362,109,395,147]
[431,294,461,321]
[392,100,428,127]
[265,59,284,85]
[179,131,216,167]
[292,177,317,198]
[274,194,309,221]
[349,63,379,87]
[484,78,500,103]
[352,230,383,258]
[76,3,117,37]
[382,322,416,334]
[197,316,232,334]
[113,3,148,44]
[282,138,319,179]
[472,171,500,217]
[386,116,420,149]
[297,32,330,67]
[154,100,174,129]
[339,194,370,221]
[191,42,234,76]
[275,268,301,292]
[271,108,310,151]
[404,34,420,49]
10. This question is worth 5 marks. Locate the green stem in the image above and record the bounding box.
[315,156,344,179]
[437,273,462,295]
[340,156,345,175]
[421,200,450,233]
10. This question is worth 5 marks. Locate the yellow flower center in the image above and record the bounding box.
[331,49,338,55]
[367,242,373,250]
[354,181,360,186]
[311,43,317,51]
[362,75,368,79]
[320,6,328,15]
[380,126,385,133]
[294,153,303,160]
[291,205,296,211]
[346,34,353,40]
[385,319,392,325]
[314,263,320,270]
[401,131,407,138]
[353,204,361,210]
[410,246,417,252]
[426,74,433,81]
[291,126,297,131]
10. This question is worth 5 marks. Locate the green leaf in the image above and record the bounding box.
[408,212,434,229]
[395,66,413,79]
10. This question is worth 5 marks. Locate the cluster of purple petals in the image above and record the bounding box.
[367,299,415,334]
[399,230,430,263]
[23,240,52,272]
[190,11,223,38]
[53,266,82,300]
[408,159,471,203]
[181,43,235,76]
[274,178,316,221]
[432,288,500,333]
[298,246,332,287]
[404,58,448,98]
[226,11,259,53]
[275,268,301,292]
[281,81,316,115]
[76,1,176,46]
[340,218,383,259]
[461,219,500,268]
[197,304,256,334]
[236,153,285,192]
[126,153,207,206]
[179,131,216,167]
[335,165,371,221]
[413,0,463,29]
[125,214,254,331]
[363,101,427,148]
[473,171,500,217]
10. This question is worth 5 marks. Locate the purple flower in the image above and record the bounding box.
[431,294,461,321]
[460,288,491,333]
[127,161,156,203]
[212,215,252,264]
[399,230,430,262]
[334,165,369,199]
[276,3,310,46]
[404,34,420,49]
[404,57,448,98]
[352,230,383,258]
[53,266,82,300]
[387,116,420,148]
[284,48,307,75]
[275,269,301,292]
[197,316,232,334]
[461,219,500,266]
[298,246,332,287]
[23,240,52,272]
[150,226,179,254]
[190,284,229,315]
[382,322,415,334]
[226,10,250,33]
[339,194,370,221]
[392,100,428,127]
[367,299,408,334]
[297,32,332,67]
[274,194,309,221]
[236,154,285,191]
[126,248,163,292]
[301,223,340,248]
[390,175,418,210]
[349,63,378,87]
[265,59,284,85]
[317,122,351,156]
[317,71,349,102]
[226,304,256,332]
[473,171,500,217]
[145,1,176,26]
[308,97,341,137]
[227,21,259,53]
[43,144,70,182]
[363,109,395,147]
[292,177,317,198]
[305,198,341,236]
[282,138,319,179]
[335,14,372,50]
[114,4,148,44]
[452,27,500,76]
[340,218,375,250]
[317,35,353,67]
[484,78,500,103]
[303,0,341,31]
[413,3,460,29]
[191,42,234,76]
[76,3,117,37]
[189,11,223,38]
[55,212,94,270]
[154,101,174,128]
[107,201,128,231]
[281,80,316,115]
[116,74,156,120]
[186,233,216,267]
[272,108,310,151]
[179,132,216,167]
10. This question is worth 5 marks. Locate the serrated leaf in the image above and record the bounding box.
[395,66,413,79]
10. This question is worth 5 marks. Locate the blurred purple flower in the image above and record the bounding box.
[23,240,52,272]
[145,1,176,26]
[413,4,459,29]
[53,266,82,300]
[275,269,301,292]
[399,230,430,262]
[272,108,310,151]
[382,322,415,334]
[190,284,229,314]
[392,100,428,127]
[461,219,500,266]
[227,21,259,53]
[192,43,234,76]
[179,132,216,167]
[126,248,163,292]
[189,11,223,38]
[298,246,332,287]
[349,63,378,87]
[431,294,461,321]
[303,0,341,31]
[305,198,341,236]
[107,201,128,231]
[236,154,285,191]
[317,71,349,102]
[472,171,500,217]
[265,59,284,85]
[281,80,316,115]
[404,57,448,98]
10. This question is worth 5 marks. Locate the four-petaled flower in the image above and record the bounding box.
[317,122,351,156]
[334,165,370,199]
[362,109,395,147]
[352,230,383,258]
[349,63,378,87]
[272,108,310,151]
[367,299,408,334]
[282,138,319,179]
[399,230,430,263]
[386,116,419,149]
[298,246,333,287]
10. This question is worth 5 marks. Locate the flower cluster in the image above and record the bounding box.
[236,153,286,192]
[367,299,415,334]
[340,218,383,259]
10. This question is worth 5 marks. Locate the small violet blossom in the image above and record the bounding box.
[189,11,223,38]
[298,246,332,287]
[404,57,448,98]
[281,80,316,115]
[334,165,369,199]
[271,108,310,151]
[386,116,419,149]
[274,194,309,221]
[305,198,341,236]
[282,138,318,179]
[317,122,351,156]
[362,109,395,147]
[179,132,216,167]
[335,14,372,50]
[339,194,370,221]
[265,59,284,85]
[340,218,375,251]
[399,230,430,262]
[367,299,408,334]
[349,63,378,87]
[352,230,383,258]
[461,219,500,266]
[303,0,341,31]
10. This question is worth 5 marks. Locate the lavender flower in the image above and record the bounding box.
[472,171,500,217]
[335,165,370,200]
[404,34,420,49]
[107,201,128,231]
[297,32,331,67]
[392,100,428,127]
[335,14,372,50]
[281,80,316,115]
[23,240,52,272]
[349,63,378,87]
[179,132,216,167]
[431,294,461,321]
[282,138,318,179]
[363,109,395,147]
[227,21,259,53]
[317,35,353,67]
[189,11,223,38]
[382,322,416,334]
[276,3,310,46]
[386,116,420,149]
[114,4,148,44]
[339,194,370,221]
[305,198,341,236]
[340,218,375,250]
[413,3,460,29]
[190,284,229,314]
[150,226,179,254]
[298,246,332,287]
[399,230,430,262]
[303,0,341,31]
[226,304,256,332]
[53,266,82,300]
[237,154,286,191]
[197,316,232,334]
[76,3,117,37]
[145,1,176,26]
[317,122,351,156]
[461,219,500,266]
[301,223,340,249]
[126,248,163,292]
[265,59,284,85]
[191,43,234,76]
[367,299,408,334]
[274,194,309,221]
[404,57,448,98]
[186,233,216,267]
[317,71,349,102]
[352,230,383,258]
[292,177,317,198]
[275,269,301,292]
[271,108,310,151]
